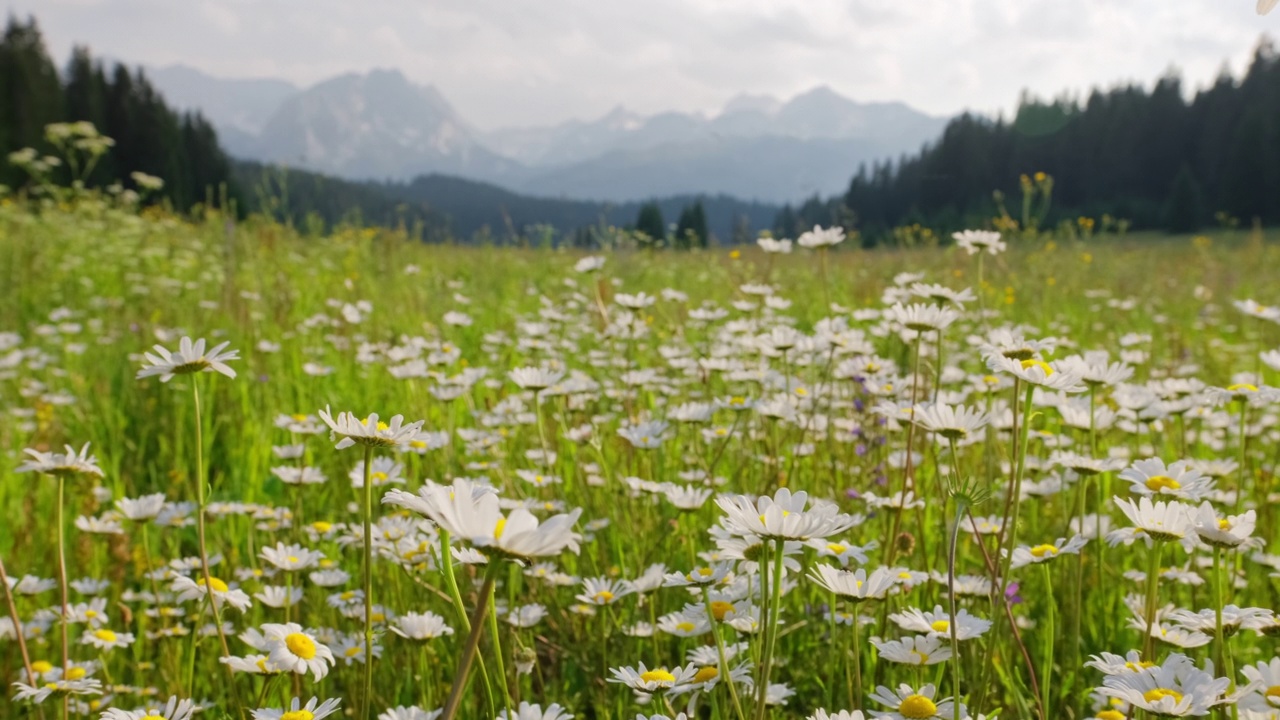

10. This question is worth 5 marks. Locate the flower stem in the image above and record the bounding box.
[485,575,512,719]
[56,474,69,720]
[1039,563,1055,718]
[1142,543,1164,661]
[0,553,36,685]
[362,443,375,719]
[441,567,500,720]
[754,539,787,720]
[702,585,747,720]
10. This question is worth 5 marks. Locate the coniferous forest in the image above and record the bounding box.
[777,39,1280,240]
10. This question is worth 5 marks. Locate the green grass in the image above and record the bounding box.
[2,198,1279,720]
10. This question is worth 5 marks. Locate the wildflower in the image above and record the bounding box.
[985,354,1085,392]
[808,565,897,601]
[497,702,574,720]
[1112,496,1194,544]
[116,493,167,521]
[1121,459,1214,501]
[318,408,424,450]
[885,303,960,334]
[1009,535,1088,569]
[608,662,700,692]
[953,229,1005,255]
[260,542,325,571]
[888,606,992,640]
[716,488,857,541]
[15,443,104,478]
[171,575,254,612]
[577,577,636,606]
[136,336,238,382]
[102,696,197,720]
[1239,658,1280,713]
[797,225,845,248]
[869,683,964,720]
[80,627,134,650]
[1098,654,1233,716]
[390,612,454,640]
[379,708,443,720]
[250,697,342,720]
[1190,502,1255,549]
[912,403,989,440]
[874,635,951,665]
[509,366,566,391]
[262,623,336,681]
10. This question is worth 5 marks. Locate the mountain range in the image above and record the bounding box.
[149,66,948,204]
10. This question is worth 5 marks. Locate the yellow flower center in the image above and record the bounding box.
[1264,685,1280,701]
[281,711,315,720]
[827,543,847,554]
[1020,359,1054,377]
[256,658,269,672]
[898,571,913,580]
[710,601,734,621]
[284,632,317,660]
[1143,688,1184,704]
[371,612,385,623]
[1145,476,1181,492]
[371,472,388,483]
[1030,544,1059,558]
[340,591,356,601]
[676,622,696,633]
[65,667,86,680]
[140,715,166,720]
[1228,383,1258,393]
[913,651,930,664]
[494,517,507,539]
[198,576,229,593]
[287,556,300,564]
[930,619,950,633]
[693,666,719,683]
[84,610,98,619]
[345,646,362,658]
[93,629,117,643]
[312,521,332,533]
[899,694,939,719]
[594,591,615,603]
[32,661,53,674]
[639,668,676,684]
[376,422,389,432]
[292,413,308,422]
[1218,519,1232,530]
[1096,711,1125,720]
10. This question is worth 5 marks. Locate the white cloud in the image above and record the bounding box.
[7,0,1275,129]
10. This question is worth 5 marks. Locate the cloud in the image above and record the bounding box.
[7,0,1274,129]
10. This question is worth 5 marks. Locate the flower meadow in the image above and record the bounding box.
[3,199,1280,720]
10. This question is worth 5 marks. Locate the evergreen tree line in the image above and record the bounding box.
[0,16,238,210]
[776,39,1280,240]
[632,200,711,248]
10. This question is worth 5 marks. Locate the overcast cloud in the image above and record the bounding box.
[6,0,1276,130]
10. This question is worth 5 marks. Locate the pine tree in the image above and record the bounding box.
[1163,164,1205,233]
[635,202,665,245]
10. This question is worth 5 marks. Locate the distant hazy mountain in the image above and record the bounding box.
[148,65,296,157]
[148,66,948,203]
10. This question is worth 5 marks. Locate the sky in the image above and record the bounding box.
[6,0,1278,131]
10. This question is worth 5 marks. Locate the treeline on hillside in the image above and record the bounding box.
[0,16,237,210]
[777,39,1280,239]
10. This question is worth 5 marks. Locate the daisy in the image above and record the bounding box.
[15,443,104,478]
[716,488,857,541]
[254,586,303,609]
[953,229,1005,255]
[576,577,636,606]
[1190,502,1256,549]
[608,662,700,693]
[250,697,341,720]
[262,623,336,681]
[911,403,989,440]
[136,336,238,381]
[1008,535,1088,569]
[317,407,424,450]
[874,635,950,666]
[379,708,443,720]
[1120,459,1214,501]
[115,493,167,521]
[808,712,867,720]
[102,696,197,720]
[808,565,897,601]
[1113,496,1194,544]
[260,542,324,571]
[390,611,454,640]
[574,255,605,272]
[758,236,793,253]
[497,702,574,720]
[657,611,711,638]
[885,303,960,334]
[869,683,963,720]
[171,575,253,613]
[1239,658,1280,713]
[508,367,566,391]
[985,355,1085,392]
[1098,654,1232,716]
[80,627,134,650]
[796,225,845,248]
[888,606,992,640]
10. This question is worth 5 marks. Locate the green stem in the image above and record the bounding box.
[1039,563,1055,719]
[440,568,500,720]
[56,474,69,720]
[362,444,375,720]
[1142,543,1164,661]
[702,585,747,720]
[486,577,512,719]
[755,539,787,720]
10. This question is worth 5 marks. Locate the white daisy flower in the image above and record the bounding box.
[15,443,104,478]
[390,611,454,640]
[136,336,238,382]
[888,606,992,640]
[102,696,196,720]
[874,634,950,665]
[869,683,963,720]
[952,229,1004,255]
[262,623,336,681]
[171,575,254,613]
[608,662,700,692]
[1098,654,1232,717]
[1121,458,1215,501]
[250,697,341,720]
[317,407,424,450]
[716,488,857,541]
[497,701,574,720]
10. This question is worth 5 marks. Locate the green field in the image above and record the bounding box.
[3,194,1280,720]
